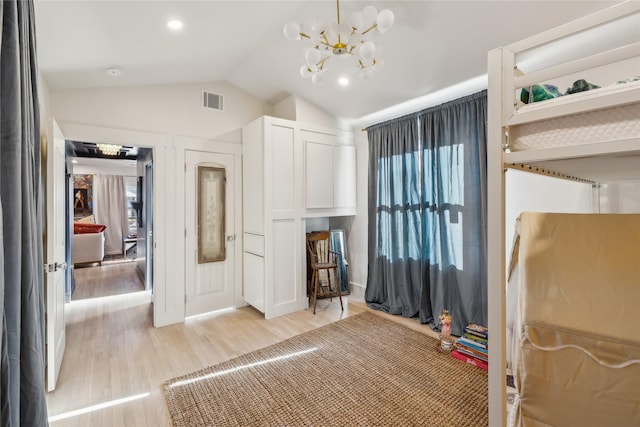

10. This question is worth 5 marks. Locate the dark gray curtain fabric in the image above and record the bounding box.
[0,1,49,426]
[365,114,423,317]
[366,91,487,336]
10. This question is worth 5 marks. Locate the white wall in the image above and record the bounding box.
[505,169,594,256]
[50,81,271,141]
[39,76,53,146]
[331,129,369,297]
[272,94,341,130]
[600,180,640,213]
[73,158,137,177]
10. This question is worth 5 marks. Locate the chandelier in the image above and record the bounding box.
[97,143,122,156]
[283,0,394,84]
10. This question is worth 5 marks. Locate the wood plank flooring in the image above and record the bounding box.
[47,262,439,426]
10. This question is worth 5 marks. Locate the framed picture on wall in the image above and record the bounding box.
[73,188,90,216]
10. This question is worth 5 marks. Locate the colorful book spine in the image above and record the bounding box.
[464,328,488,339]
[457,336,488,354]
[466,323,488,335]
[451,349,488,371]
[463,332,487,345]
[455,346,488,362]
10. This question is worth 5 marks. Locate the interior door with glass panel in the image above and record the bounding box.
[184,151,235,316]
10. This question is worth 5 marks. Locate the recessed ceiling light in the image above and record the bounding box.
[338,77,349,87]
[106,66,122,77]
[167,19,184,31]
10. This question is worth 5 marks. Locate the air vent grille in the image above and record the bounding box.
[203,91,224,111]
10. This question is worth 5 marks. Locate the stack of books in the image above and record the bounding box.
[452,323,488,370]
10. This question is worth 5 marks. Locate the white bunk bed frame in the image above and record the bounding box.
[487,1,640,425]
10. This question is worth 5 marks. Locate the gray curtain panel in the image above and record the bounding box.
[365,114,423,318]
[366,91,487,336]
[0,1,49,426]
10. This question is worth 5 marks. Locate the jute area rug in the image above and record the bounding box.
[163,312,488,426]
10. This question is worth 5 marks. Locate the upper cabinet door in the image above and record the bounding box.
[333,144,356,209]
[303,128,356,213]
[305,136,334,209]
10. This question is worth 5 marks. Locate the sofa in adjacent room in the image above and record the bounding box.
[73,216,106,266]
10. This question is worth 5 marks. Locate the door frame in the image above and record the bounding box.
[176,137,244,313]
[47,122,244,326]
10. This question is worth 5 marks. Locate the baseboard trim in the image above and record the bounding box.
[350,281,366,298]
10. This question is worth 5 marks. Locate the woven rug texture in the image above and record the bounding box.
[163,312,488,426]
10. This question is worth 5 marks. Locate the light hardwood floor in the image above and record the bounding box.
[47,262,439,426]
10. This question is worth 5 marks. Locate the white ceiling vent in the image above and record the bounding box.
[202,91,224,111]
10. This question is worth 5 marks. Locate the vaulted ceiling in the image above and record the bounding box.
[35,1,620,123]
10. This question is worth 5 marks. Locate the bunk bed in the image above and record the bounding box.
[487,2,640,426]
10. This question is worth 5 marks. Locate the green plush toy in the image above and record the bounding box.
[566,79,600,94]
[520,84,563,104]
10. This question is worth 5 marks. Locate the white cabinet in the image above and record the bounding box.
[302,128,356,216]
[242,116,355,319]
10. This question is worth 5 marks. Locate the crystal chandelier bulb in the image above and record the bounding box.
[300,65,312,79]
[359,41,376,59]
[304,48,322,67]
[376,9,394,33]
[283,22,301,40]
[359,68,374,80]
[361,6,378,26]
[311,72,326,85]
[350,11,364,30]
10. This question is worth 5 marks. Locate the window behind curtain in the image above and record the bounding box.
[366,90,487,335]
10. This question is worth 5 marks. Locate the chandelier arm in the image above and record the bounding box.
[299,32,311,39]
[318,56,330,70]
[320,32,331,47]
[361,24,378,36]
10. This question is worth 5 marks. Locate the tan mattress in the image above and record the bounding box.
[510,212,640,427]
[509,102,640,152]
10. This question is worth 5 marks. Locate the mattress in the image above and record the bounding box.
[509,101,640,151]
[508,212,640,427]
